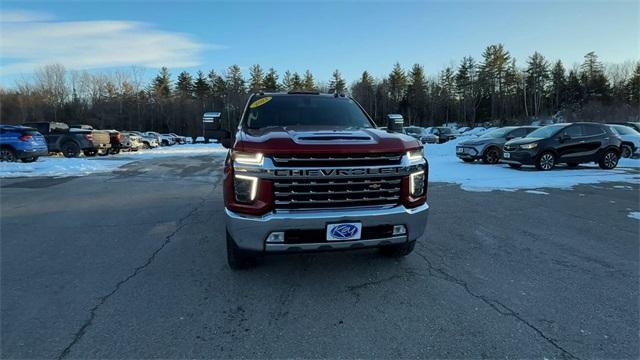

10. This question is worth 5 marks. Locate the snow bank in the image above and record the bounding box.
[0,144,227,178]
[424,138,640,192]
[628,212,640,220]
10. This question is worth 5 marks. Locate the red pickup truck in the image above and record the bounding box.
[221,92,429,269]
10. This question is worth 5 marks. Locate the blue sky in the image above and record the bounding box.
[0,1,638,87]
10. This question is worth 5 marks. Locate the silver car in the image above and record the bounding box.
[456,126,538,164]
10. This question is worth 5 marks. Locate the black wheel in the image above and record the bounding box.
[21,157,38,163]
[620,144,633,158]
[83,150,97,157]
[61,142,81,158]
[567,163,579,168]
[226,231,256,270]
[109,147,120,155]
[508,163,522,169]
[482,147,501,164]
[535,151,555,171]
[0,147,17,162]
[461,158,475,163]
[379,241,416,257]
[598,149,619,169]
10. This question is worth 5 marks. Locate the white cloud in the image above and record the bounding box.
[0,10,216,76]
[0,10,54,22]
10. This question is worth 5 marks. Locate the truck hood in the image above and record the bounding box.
[235,126,421,155]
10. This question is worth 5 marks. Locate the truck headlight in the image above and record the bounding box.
[409,170,425,197]
[407,149,424,161]
[519,142,538,150]
[234,151,264,165]
[234,174,258,202]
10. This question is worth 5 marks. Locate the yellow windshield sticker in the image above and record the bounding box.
[250,96,272,109]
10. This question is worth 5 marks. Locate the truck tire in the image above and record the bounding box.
[21,157,38,163]
[379,241,416,257]
[226,232,256,270]
[61,142,81,158]
[0,146,16,162]
[84,150,97,157]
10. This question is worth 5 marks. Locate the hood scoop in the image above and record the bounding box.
[292,131,376,144]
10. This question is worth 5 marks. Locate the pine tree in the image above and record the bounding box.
[387,63,407,111]
[580,51,609,100]
[290,72,303,90]
[193,70,210,100]
[550,60,566,111]
[627,62,640,104]
[249,64,265,92]
[351,71,376,119]
[329,70,346,93]
[263,68,279,92]
[439,67,456,122]
[525,52,549,116]
[281,70,294,91]
[152,67,171,98]
[565,70,584,106]
[302,70,315,91]
[406,64,427,125]
[456,56,479,124]
[480,44,511,120]
[176,71,194,99]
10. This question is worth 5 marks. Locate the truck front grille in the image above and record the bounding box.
[272,153,402,167]
[273,177,402,209]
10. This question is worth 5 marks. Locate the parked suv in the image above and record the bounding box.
[0,125,49,162]
[456,126,538,164]
[404,126,438,144]
[23,122,110,158]
[426,127,458,143]
[502,123,621,170]
[221,92,429,269]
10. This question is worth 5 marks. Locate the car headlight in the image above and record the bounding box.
[409,170,425,197]
[519,143,538,150]
[407,149,424,161]
[234,174,258,202]
[233,151,263,165]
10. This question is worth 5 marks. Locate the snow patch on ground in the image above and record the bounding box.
[628,212,640,220]
[424,139,640,192]
[525,190,549,195]
[0,144,227,178]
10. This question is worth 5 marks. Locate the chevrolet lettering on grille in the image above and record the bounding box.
[273,167,402,177]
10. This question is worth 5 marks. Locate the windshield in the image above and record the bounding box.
[526,124,565,139]
[480,127,514,138]
[243,95,373,129]
[405,127,422,134]
[610,125,639,136]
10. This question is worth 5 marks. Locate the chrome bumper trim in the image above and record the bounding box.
[225,203,429,252]
[265,235,407,252]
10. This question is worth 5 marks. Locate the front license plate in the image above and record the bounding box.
[456,147,464,154]
[503,152,511,159]
[326,223,362,241]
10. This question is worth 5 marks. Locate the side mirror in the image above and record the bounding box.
[219,130,233,149]
[386,114,404,133]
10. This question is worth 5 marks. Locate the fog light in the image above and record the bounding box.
[266,231,285,243]
[393,225,407,235]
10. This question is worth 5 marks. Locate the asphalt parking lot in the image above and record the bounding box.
[1,154,639,359]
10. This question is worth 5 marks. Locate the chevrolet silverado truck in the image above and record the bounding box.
[221,92,429,269]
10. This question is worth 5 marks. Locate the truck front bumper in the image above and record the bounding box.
[225,203,429,252]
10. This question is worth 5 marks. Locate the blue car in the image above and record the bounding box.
[0,125,49,162]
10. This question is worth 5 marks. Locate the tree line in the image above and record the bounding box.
[1,44,638,136]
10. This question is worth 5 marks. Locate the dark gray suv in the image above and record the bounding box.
[456,126,538,164]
